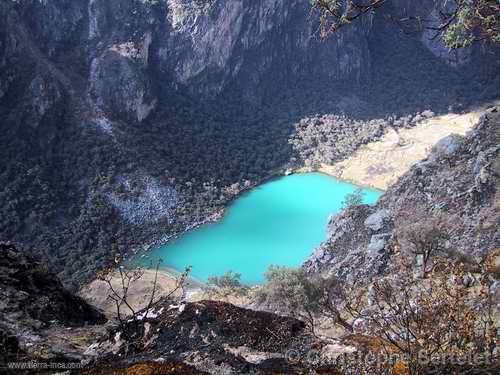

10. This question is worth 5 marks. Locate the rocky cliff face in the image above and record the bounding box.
[85,0,373,122]
[158,0,370,96]
[0,0,498,288]
[2,0,370,123]
[0,243,106,365]
[0,243,106,331]
[3,0,495,125]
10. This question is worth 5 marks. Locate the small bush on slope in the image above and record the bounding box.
[256,250,498,373]
[207,270,248,298]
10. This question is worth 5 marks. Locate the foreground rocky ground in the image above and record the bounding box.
[85,300,313,374]
[0,244,319,374]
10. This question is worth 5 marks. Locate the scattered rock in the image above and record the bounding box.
[421,110,435,118]
[367,233,390,257]
[430,134,463,160]
[103,174,178,225]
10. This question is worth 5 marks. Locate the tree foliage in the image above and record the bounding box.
[341,188,365,210]
[256,266,353,336]
[311,0,500,48]
[207,270,248,298]
[395,211,452,278]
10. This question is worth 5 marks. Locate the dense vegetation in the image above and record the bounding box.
[1,0,499,290]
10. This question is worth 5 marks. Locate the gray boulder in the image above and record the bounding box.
[364,209,391,232]
[421,110,435,118]
[430,134,463,160]
[367,233,390,257]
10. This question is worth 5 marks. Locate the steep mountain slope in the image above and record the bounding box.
[0,0,498,288]
[0,113,497,375]
[0,243,106,366]
[304,108,500,283]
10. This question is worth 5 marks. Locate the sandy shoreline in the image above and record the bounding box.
[294,166,385,192]
[80,268,206,317]
[80,268,253,317]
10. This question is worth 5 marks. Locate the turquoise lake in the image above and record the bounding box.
[136,173,381,285]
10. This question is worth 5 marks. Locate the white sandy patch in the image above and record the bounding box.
[319,108,486,190]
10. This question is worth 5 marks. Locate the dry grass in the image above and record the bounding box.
[80,269,197,317]
[319,108,487,190]
[83,362,205,375]
[80,269,253,318]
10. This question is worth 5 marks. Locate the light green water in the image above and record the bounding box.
[135,173,381,285]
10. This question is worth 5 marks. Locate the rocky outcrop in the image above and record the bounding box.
[304,108,500,283]
[430,133,464,161]
[0,242,109,368]
[304,204,392,282]
[0,243,106,333]
[364,209,391,232]
[89,50,157,122]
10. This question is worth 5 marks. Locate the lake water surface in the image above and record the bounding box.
[135,173,381,284]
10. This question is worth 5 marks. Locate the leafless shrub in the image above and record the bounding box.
[255,266,353,338]
[260,215,498,373]
[96,256,190,343]
[395,211,452,278]
[332,254,498,374]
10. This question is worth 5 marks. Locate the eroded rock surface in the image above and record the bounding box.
[0,243,106,332]
[304,109,500,284]
[88,299,311,374]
